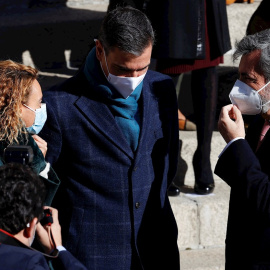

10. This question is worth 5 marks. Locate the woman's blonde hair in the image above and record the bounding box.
[0,60,38,144]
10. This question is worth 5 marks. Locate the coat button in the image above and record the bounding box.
[135,202,140,209]
[133,166,138,171]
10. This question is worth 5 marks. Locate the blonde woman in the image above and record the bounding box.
[0,60,60,205]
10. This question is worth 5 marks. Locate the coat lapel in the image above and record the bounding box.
[246,115,264,152]
[75,95,134,160]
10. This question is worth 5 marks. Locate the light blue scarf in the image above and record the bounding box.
[83,47,143,152]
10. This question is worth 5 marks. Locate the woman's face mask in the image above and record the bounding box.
[229,79,270,115]
[101,49,146,99]
[23,103,47,135]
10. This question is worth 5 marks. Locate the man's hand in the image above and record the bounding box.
[36,206,62,254]
[32,135,47,157]
[218,104,245,143]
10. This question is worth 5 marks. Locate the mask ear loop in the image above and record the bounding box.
[94,38,110,78]
[257,80,270,93]
[258,80,270,107]
[102,48,111,76]
[23,104,36,113]
[262,99,270,108]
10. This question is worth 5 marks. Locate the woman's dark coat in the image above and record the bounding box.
[145,0,231,59]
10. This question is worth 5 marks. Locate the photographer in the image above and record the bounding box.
[0,60,60,205]
[0,163,87,270]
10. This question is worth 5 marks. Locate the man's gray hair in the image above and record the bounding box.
[233,28,270,81]
[98,6,155,56]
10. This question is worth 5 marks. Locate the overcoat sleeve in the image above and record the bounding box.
[215,139,270,216]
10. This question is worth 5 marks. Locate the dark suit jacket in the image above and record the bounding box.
[215,116,270,270]
[0,230,87,270]
[40,68,180,269]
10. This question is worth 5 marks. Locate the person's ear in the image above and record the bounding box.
[24,217,38,239]
[20,104,26,117]
[96,40,104,62]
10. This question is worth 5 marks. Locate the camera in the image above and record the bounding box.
[4,145,34,165]
[40,208,53,226]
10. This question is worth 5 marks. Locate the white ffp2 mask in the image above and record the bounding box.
[229,79,270,115]
[101,49,146,99]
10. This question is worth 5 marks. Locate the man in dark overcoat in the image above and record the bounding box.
[40,6,180,270]
[215,29,270,269]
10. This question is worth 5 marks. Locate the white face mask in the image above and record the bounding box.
[23,103,47,135]
[229,79,270,115]
[101,49,146,99]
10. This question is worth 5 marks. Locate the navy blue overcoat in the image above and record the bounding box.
[40,67,180,270]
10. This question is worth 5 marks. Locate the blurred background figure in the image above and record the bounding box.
[144,0,231,195]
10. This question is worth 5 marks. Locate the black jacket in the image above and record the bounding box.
[215,116,270,269]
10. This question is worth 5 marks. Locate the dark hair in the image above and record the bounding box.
[98,6,155,56]
[233,28,270,81]
[0,163,46,234]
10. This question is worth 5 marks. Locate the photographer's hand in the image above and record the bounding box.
[36,206,62,254]
[36,222,53,254]
[32,135,47,157]
[48,207,62,247]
